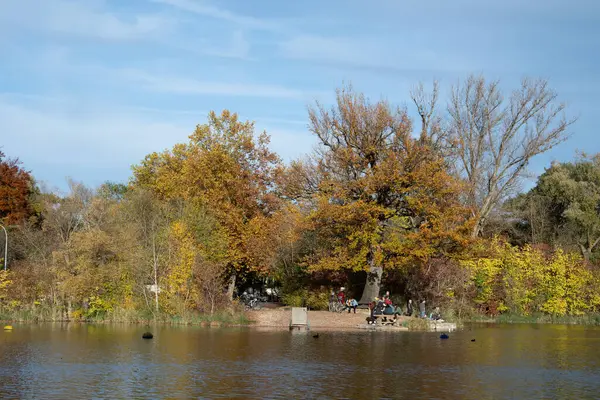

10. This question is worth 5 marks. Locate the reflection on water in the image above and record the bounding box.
[1,323,600,399]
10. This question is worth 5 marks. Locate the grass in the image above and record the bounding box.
[460,312,600,326]
[0,306,62,323]
[404,317,431,331]
[0,306,251,327]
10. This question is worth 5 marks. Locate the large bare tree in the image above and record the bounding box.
[447,75,575,237]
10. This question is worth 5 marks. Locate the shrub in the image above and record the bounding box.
[281,289,308,307]
[306,290,329,310]
[462,239,600,317]
[406,317,429,331]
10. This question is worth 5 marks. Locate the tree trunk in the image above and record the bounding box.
[152,235,159,313]
[226,272,236,301]
[359,265,383,305]
[471,219,482,238]
[579,244,592,263]
[471,193,496,238]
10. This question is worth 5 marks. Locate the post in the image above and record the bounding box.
[0,224,6,271]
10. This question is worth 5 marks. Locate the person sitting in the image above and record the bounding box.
[373,297,386,315]
[347,298,358,314]
[383,302,395,316]
[383,291,392,306]
[430,306,444,322]
[393,305,403,317]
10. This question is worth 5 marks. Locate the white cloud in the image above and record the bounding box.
[279,34,469,73]
[202,30,252,59]
[0,96,191,188]
[3,34,318,99]
[7,48,322,100]
[0,0,263,61]
[281,35,384,65]
[54,61,322,99]
[0,0,172,41]
[152,0,281,31]
[120,68,311,98]
[0,94,317,189]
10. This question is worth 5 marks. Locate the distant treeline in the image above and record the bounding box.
[2,75,599,322]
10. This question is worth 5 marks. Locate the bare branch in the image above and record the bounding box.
[446,75,576,237]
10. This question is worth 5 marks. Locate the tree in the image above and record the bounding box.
[44,181,134,318]
[410,80,455,159]
[514,154,600,262]
[41,180,92,246]
[306,86,472,303]
[132,110,283,298]
[53,228,123,317]
[122,188,172,314]
[97,181,128,201]
[0,150,34,224]
[446,76,574,237]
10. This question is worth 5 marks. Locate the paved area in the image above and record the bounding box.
[246,308,412,329]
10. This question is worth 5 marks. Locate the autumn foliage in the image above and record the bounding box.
[303,87,473,302]
[132,110,283,279]
[0,80,595,322]
[0,150,34,224]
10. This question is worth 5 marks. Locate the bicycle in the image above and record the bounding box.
[329,301,346,313]
[245,298,262,310]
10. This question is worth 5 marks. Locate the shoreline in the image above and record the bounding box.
[2,308,599,328]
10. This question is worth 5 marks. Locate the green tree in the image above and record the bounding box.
[514,154,600,261]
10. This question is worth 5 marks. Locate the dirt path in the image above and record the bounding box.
[246,308,411,329]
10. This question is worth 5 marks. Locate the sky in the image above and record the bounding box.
[1,0,599,192]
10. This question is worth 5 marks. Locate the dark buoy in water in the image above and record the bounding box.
[471,339,476,342]
[142,332,153,339]
[440,333,449,339]
[312,333,319,338]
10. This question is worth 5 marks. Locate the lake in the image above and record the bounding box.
[1,323,599,399]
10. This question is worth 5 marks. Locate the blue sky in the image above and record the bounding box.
[1,0,599,192]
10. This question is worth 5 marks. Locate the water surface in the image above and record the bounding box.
[1,323,599,399]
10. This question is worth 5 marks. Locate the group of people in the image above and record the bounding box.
[329,287,359,313]
[329,287,443,321]
[402,299,443,321]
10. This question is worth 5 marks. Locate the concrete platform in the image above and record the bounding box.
[428,321,457,332]
[356,321,457,332]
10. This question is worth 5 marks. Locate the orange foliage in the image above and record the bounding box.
[0,151,34,224]
[131,110,283,275]
[306,86,473,274]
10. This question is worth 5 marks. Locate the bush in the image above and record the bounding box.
[462,239,600,317]
[306,291,329,310]
[281,289,308,307]
[280,288,330,310]
[406,317,429,331]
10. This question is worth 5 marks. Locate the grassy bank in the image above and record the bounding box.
[463,312,600,326]
[0,307,250,326]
